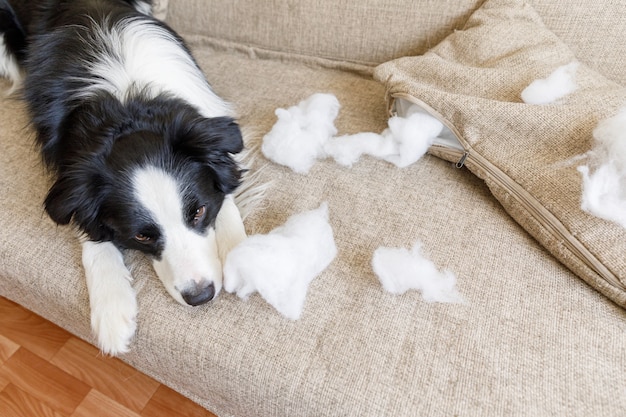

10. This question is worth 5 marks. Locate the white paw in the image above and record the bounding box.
[82,240,138,356]
[89,280,138,356]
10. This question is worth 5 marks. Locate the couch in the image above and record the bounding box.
[1,0,625,416]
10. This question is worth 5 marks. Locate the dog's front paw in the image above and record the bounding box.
[90,280,138,356]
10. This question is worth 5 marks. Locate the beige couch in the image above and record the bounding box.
[1,0,625,416]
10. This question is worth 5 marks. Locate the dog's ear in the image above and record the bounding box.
[174,116,244,194]
[44,168,110,237]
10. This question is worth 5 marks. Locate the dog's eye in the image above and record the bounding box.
[192,205,206,226]
[134,233,152,244]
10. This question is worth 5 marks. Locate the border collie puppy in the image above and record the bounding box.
[0,0,248,355]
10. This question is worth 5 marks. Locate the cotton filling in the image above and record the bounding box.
[372,241,464,304]
[223,202,337,319]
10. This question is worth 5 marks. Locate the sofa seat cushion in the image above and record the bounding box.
[1,29,626,417]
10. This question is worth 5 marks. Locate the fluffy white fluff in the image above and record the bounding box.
[261,93,443,172]
[324,132,396,167]
[521,62,579,105]
[223,203,337,319]
[261,94,340,174]
[372,241,464,304]
[380,111,444,168]
[578,108,626,229]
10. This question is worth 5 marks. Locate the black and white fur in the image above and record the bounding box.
[0,0,248,355]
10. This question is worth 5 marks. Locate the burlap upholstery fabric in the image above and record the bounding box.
[166,0,626,86]
[1,0,626,416]
[152,0,168,20]
[167,0,483,71]
[374,0,626,308]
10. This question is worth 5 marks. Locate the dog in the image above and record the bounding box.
[0,0,248,355]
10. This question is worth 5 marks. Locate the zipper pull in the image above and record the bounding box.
[456,151,469,169]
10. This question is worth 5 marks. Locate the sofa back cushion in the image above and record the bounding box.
[166,0,482,68]
[167,0,626,85]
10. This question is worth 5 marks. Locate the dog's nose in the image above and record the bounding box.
[181,281,215,306]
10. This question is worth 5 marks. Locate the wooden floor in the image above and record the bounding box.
[0,296,217,417]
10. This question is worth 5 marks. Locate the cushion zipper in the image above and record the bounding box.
[390,93,625,291]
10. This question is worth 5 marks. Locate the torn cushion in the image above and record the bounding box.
[374,0,626,307]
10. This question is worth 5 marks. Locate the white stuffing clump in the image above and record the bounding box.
[372,241,465,304]
[223,203,337,320]
[324,132,396,167]
[578,108,626,229]
[261,94,340,174]
[261,93,443,172]
[380,111,444,168]
[521,62,580,105]
[324,112,443,168]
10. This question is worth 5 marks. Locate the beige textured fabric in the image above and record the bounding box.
[375,0,626,307]
[152,0,168,20]
[2,49,626,416]
[531,0,626,86]
[167,0,626,86]
[1,1,626,416]
[167,0,483,71]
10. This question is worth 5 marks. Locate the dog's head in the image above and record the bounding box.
[44,103,243,306]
